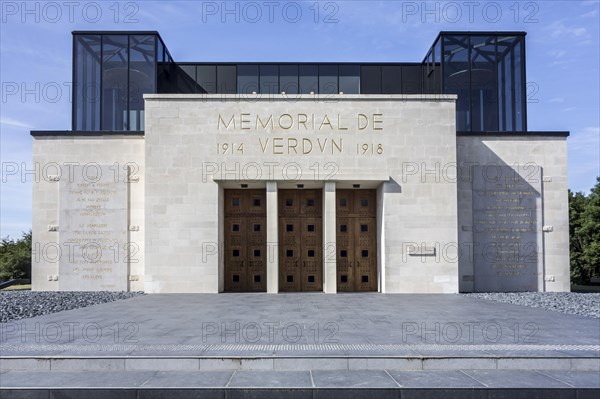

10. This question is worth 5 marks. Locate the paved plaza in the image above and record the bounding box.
[1,294,599,397]
[1,294,599,355]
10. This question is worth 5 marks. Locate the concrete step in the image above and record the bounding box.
[1,369,599,399]
[1,355,599,372]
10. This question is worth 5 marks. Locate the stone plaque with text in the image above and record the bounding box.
[472,165,542,292]
[59,165,128,291]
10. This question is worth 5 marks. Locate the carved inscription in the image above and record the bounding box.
[59,165,128,291]
[472,165,542,292]
[215,112,385,156]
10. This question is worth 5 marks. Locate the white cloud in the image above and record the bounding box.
[580,9,598,18]
[548,20,590,39]
[0,117,33,129]
[549,49,567,59]
[569,126,600,151]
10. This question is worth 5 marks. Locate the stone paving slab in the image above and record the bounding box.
[461,369,572,388]
[312,369,400,388]
[1,369,599,389]
[387,370,484,388]
[539,370,600,388]
[228,370,312,388]
[141,370,234,388]
[5,388,597,399]
[1,356,598,373]
[1,294,598,361]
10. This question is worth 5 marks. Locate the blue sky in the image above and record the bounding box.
[1,0,599,239]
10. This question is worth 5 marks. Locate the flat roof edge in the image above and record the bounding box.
[174,62,424,65]
[30,130,567,137]
[72,31,160,35]
[31,131,145,137]
[439,31,526,35]
[144,94,458,101]
[457,131,569,137]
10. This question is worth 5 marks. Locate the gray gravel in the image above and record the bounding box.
[463,292,600,318]
[0,291,145,323]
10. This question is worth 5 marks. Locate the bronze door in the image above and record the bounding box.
[279,189,323,292]
[224,190,267,292]
[336,189,377,292]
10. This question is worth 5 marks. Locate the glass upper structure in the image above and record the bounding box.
[72,31,527,133]
[158,62,423,96]
[73,32,172,131]
[427,33,526,132]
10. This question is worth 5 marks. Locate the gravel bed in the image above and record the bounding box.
[463,292,600,318]
[0,291,145,323]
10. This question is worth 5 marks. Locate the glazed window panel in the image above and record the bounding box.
[237,64,259,95]
[217,65,237,94]
[74,35,101,131]
[381,65,402,94]
[319,64,338,95]
[339,64,360,94]
[128,35,156,130]
[197,65,217,93]
[260,64,279,94]
[361,65,381,94]
[280,64,299,94]
[470,35,498,132]
[443,35,470,131]
[101,35,129,130]
[299,64,318,94]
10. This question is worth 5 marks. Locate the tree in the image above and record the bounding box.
[0,230,32,282]
[570,178,600,285]
[569,190,587,284]
[578,177,600,281]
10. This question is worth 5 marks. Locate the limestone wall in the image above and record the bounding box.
[457,136,569,292]
[143,94,459,293]
[31,135,145,291]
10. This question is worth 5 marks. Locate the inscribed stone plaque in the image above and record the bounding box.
[59,165,128,291]
[472,165,542,292]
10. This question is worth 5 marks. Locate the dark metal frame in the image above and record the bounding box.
[31,130,145,137]
[72,31,171,131]
[175,62,422,96]
[71,30,530,133]
[423,32,527,132]
[30,130,569,138]
[457,131,568,137]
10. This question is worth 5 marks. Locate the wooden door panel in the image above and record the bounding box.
[225,190,244,216]
[279,190,300,217]
[279,190,323,292]
[336,190,377,292]
[354,218,377,291]
[301,217,322,291]
[336,189,354,217]
[246,216,266,291]
[300,189,322,216]
[224,190,266,292]
[279,217,301,291]
[247,245,266,291]
[247,192,266,215]
[353,190,376,217]
[336,216,354,292]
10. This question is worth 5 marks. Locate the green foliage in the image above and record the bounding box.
[570,177,600,285]
[0,231,32,282]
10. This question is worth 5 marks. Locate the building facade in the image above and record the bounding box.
[31,31,569,293]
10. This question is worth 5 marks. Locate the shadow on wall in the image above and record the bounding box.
[459,141,542,292]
